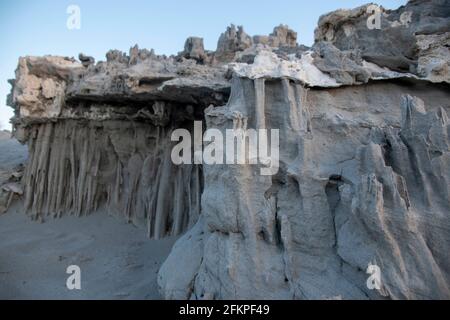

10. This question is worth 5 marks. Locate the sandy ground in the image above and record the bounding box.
[0,132,178,299]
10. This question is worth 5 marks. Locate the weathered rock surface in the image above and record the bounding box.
[6,0,450,299]
[159,78,450,300]
[9,51,213,238]
[180,37,207,63]
[314,0,450,82]
[157,0,450,300]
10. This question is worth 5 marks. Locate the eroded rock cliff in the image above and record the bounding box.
[6,0,450,299]
[158,0,450,300]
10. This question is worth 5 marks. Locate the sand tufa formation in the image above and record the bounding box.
[5,0,450,299]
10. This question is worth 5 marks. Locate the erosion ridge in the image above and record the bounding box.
[4,0,450,299]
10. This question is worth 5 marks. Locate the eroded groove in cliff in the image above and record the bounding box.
[22,118,204,239]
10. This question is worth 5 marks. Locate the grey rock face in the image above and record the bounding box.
[7,0,450,299]
[180,37,206,63]
[253,24,298,48]
[416,32,450,83]
[8,50,222,238]
[215,25,253,63]
[157,216,206,299]
[159,76,450,300]
[215,24,299,64]
[312,42,371,85]
[314,0,450,82]
[78,53,95,68]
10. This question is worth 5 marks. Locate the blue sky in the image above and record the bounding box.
[0,0,407,130]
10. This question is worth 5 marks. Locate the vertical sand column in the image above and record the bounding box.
[254,78,266,129]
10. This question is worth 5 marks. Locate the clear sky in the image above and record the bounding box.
[0,0,407,130]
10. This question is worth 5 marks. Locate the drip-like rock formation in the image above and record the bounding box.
[6,0,450,299]
[21,121,203,238]
[8,51,217,238]
[158,0,450,300]
[158,78,450,300]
